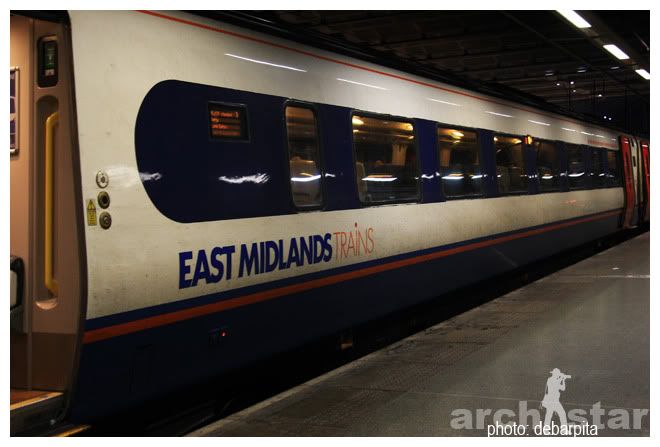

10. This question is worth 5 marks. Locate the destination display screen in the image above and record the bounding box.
[208,103,248,141]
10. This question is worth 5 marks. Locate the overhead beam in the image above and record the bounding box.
[453,57,612,76]
[309,11,462,30]
[370,29,540,49]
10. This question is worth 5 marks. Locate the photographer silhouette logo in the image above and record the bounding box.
[541,368,571,428]
[449,366,649,436]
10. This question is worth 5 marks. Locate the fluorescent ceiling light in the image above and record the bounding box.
[427,98,461,106]
[337,78,388,90]
[557,10,591,29]
[603,44,630,60]
[529,119,551,126]
[224,53,306,72]
[485,111,513,118]
[635,69,651,80]
[561,127,577,132]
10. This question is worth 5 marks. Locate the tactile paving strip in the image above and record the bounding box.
[445,308,535,327]
[267,387,404,428]
[324,359,449,391]
[367,340,484,365]
[409,323,514,344]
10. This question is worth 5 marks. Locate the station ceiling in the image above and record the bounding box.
[208,10,650,136]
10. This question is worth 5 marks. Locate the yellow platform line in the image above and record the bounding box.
[10,392,63,412]
[54,425,91,437]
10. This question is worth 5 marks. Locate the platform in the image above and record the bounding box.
[10,389,63,435]
[190,233,650,437]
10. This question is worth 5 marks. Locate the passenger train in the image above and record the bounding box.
[9,10,650,429]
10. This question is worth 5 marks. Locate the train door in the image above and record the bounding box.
[631,137,642,226]
[640,141,650,222]
[619,136,636,228]
[10,13,85,433]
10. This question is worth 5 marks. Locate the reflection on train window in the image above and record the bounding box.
[606,150,623,187]
[285,106,322,208]
[353,114,419,204]
[493,134,527,194]
[590,148,606,188]
[534,139,561,192]
[566,144,586,189]
[437,127,482,199]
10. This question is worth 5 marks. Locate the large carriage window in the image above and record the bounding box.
[353,114,419,204]
[285,106,322,208]
[566,144,586,189]
[591,148,606,188]
[438,127,482,198]
[494,134,527,194]
[534,139,561,192]
[606,150,623,187]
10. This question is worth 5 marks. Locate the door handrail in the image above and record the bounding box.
[44,111,59,296]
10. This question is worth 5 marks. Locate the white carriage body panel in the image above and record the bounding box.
[68,11,625,320]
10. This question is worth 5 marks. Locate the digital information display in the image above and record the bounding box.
[208,103,249,141]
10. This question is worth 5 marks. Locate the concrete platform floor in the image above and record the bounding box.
[191,233,650,437]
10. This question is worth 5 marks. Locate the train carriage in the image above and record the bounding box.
[9,10,649,430]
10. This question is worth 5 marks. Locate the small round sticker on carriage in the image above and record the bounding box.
[96,170,109,188]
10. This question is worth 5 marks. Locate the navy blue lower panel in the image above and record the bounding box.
[70,215,620,421]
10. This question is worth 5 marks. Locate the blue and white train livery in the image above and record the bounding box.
[9,10,649,428]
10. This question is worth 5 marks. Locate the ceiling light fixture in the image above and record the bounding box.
[603,44,630,60]
[557,10,592,29]
[635,69,651,80]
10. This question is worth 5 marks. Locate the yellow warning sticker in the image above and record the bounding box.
[87,200,97,226]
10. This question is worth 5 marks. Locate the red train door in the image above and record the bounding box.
[620,136,636,228]
[641,141,650,222]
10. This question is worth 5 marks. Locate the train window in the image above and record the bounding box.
[437,127,482,199]
[566,144,587,189]
[208,102,249,141]
[353,114,419,204]
[590,148,606,188]
[493,134,527,194]
[285,106,323,208]
[534,140,561,192]
[606,150,623,187]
